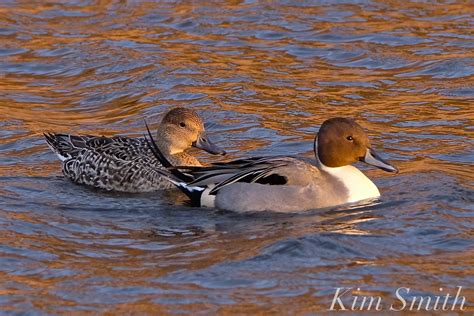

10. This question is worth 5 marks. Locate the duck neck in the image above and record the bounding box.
[313,137,380,203]
[154,138,201,167]
[168,152,201,166]
[156,139,175,160]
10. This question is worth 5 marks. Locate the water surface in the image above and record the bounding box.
[0,0,473,314]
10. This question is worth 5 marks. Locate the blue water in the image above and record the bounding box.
[0,0,472,313]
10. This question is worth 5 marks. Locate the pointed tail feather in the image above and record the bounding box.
[153,166,205,206]
[44,132,73,161]
[147,156,205,207]
[144,121,194,182]
[144,121,203,205]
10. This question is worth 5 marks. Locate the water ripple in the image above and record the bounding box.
[0,0,472,314]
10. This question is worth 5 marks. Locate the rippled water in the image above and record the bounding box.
[1,0,473,314]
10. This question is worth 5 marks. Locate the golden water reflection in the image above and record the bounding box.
[0,0,473,314]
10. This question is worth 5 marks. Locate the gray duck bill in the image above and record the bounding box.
[193,133,226,155]
[361,147,398,173]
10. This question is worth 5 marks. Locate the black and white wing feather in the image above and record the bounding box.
[145,125,291,204]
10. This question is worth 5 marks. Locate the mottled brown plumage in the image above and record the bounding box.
[44,108,224,192]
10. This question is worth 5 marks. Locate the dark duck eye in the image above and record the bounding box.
[179,122,186,128]
[346,136,353,141]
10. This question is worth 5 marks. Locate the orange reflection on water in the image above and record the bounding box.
[0,0,473,314]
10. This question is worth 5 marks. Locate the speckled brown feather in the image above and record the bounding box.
[44,108,208,192]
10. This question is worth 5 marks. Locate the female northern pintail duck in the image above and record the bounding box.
[44,107,225,192]
[146,117,398,212]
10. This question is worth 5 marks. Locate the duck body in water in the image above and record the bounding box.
[44,108,225,192]
[146,117,398,212]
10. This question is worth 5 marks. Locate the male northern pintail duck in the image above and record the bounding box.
[145,117,398,212]
[44,107,225,192]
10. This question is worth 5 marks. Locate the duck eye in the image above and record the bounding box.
[179,122,186,128]
[346,136,353,141]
